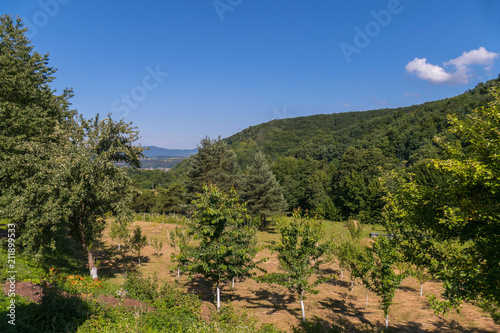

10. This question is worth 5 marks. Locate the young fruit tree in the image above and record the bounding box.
[182,185,263,311]
[256,210,331,322]
[358,236,408,330]
[170,226,192,280]
[109,220,130,252]
[335,220,365,291]
[130,226,148,267]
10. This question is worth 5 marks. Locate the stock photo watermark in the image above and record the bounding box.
[272,106,292,120]
[23,0,70,39]
[111,65,169,119]
[6,223,16,326]
[339,0,410,64]
[213,0,243,21]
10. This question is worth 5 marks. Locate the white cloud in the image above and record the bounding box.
[342,102,350,107]
[405,47,498,85]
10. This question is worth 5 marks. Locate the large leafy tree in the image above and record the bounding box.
[239,151,287,229]
[384,86,500,320]
[181,185,261,311]
[0,15,75,256]
[257,211,330,322]
[0,16,144,276]
[65,114,143,277]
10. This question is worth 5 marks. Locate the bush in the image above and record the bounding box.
[123,272,159,304]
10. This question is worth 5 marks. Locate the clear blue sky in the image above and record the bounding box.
[2,0,499,148]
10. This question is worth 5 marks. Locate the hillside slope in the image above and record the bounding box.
[224,78,498,167]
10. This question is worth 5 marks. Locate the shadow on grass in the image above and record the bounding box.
[0,287,96,333]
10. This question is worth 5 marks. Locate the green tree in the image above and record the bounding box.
[130,226,148,267]
[170,226,192,280]
[384,86,500,320]
[256,211,330,322]
[0,15,75,257]
[240,151,287,229]
[185,136,238,203]
[65,114,143,278]
[182,185,261,311]
[333,146,393,223]
[109,220,130,252]
[154,182,186,214]
[358,236,407,330]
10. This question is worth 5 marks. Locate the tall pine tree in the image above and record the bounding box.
[240,151,287,229]
[185,136,238,204]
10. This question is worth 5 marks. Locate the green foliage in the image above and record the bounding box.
[109,219,130,251]
[240,151,287,229]
[151,237,163,256]
[384,86,500,320]
[257,210,331,321]
[130,226,148,266]
[0,15,76,257]
[0,16,144,276]
[358,237,407,328]
[123,272,159,303]
[185,136,239,203]
[181,185,262,308]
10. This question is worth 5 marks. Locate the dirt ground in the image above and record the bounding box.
[95,221,500,332]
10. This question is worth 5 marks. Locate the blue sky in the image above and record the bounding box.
[2,0,499,148]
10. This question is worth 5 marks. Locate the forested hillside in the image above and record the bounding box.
[226,79,498,167]
[151,77,499,222]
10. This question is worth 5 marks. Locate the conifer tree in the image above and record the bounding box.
[240,151,287,229]
[185,136,238,203]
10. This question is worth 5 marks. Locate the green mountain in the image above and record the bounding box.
[225,77,499,168]
[159,77,499,221]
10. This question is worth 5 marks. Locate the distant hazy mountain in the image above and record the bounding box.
[142,146,198,158]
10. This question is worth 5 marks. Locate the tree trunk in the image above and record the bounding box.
[350,278,354,292]
[232,277,235,289]
[340,267,343,279]
[366,292,369,307]
[177,269,180,280]
[260,214,266,230]
[118,243,121,251]
[300,290,306,323]
[138,253,141,267]
[385,313,389,329]
[216,284,221,312]
[420,282,423,297]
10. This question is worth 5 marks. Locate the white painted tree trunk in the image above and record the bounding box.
[231,277,235,289]
[300,290,306,323]
[385,314,389,329]
[138,255,141,267]
[117,243,121,251]
[366,292,369,307]
[420,283,423,297]
[177,269,180,279]
[350,278,354,292]
[217,285,221,312]
[340,267,343,279]
[90,267,98,279]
